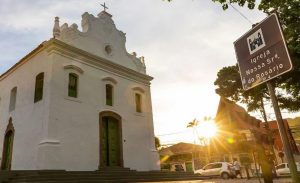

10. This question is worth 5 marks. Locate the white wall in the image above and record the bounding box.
[38,52,159,171]
[0,50,52,170]
[0,9,159,171]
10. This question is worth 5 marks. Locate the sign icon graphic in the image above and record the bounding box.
[247,28,266,54]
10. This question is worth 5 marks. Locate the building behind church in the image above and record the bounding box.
[0,9,159,171]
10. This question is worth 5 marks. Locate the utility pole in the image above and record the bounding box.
[267,82,300,183]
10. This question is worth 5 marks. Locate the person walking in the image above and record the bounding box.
[233,158,243,179]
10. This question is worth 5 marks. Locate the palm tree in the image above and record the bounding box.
[187,119,200,145]
[187,119,199,171]
[187,119,199,128]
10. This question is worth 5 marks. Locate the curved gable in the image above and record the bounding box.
[55,11,146,74]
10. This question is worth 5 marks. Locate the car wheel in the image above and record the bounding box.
[221,172,230,179]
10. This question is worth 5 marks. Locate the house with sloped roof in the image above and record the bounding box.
[159,142,206,171]
[268,120,300,162]
[210,97,275,171]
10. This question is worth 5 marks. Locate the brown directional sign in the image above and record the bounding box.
[234,13,293,90]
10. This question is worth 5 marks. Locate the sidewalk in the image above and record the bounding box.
[145,178,293,183]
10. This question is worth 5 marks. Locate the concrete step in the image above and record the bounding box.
[9,174,203,182]
[10,172,198,178]
[10,177,204,183]
[2,170,208,183]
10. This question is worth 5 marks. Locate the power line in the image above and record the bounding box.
[156,130,188,137]
[229,3,253,25]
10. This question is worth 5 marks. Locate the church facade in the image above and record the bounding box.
[0,10,159,171]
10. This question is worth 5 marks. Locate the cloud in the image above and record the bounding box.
[0,0,270,145]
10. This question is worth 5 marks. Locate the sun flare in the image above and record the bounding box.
[197,121,218,138]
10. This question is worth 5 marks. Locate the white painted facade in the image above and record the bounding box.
[0,10,159,171]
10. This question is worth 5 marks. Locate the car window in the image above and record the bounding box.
[276,164,285,169]
[203,164,214,170]
[212,163,222,168]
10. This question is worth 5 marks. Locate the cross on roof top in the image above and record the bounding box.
[101,2,108,12]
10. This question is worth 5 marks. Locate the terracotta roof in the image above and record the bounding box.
[268,120,299,154]
[268,119,289,130]
[159,142,203,156]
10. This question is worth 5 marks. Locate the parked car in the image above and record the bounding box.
[275,163,300,176]
[194,162,235,179]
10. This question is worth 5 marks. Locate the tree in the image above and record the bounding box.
[187,119,199,143]
[186,118,199,128]
[155,136,161,150]
[214,64,270,122]
[211,1,299,183]
[166,1,300,113]
[278,151,284,163]
[212,0,300,112]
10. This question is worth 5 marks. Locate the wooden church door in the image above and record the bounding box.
[100,113,123,167]
[1,131,14,170]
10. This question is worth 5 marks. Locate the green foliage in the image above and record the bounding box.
[187,119,199,128]
[214,64,269,114]
[160,163,171,170]
[212,0,256,10]
[213,0,300,112]
[165,0,300,111]
[155,136,161,150]
[214,65,242,101]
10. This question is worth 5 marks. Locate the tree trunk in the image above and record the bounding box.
[257,145,273,183]
[260,98,268,123]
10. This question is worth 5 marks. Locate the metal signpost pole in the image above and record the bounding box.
[234,13,299,182]
[266,81,300,183]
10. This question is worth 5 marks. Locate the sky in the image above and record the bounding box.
[1,0,294,145]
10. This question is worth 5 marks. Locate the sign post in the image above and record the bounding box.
[234,13,293,90]
[234,13,299,183]
[267,81,299,183]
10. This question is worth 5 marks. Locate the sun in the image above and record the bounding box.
[197,121,218,138]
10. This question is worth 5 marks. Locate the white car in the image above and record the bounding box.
[275,163,300,176]
[194,162,235,179]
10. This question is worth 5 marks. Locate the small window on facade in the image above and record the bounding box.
[68,73,78,98]
[135,93,142,113]
[105,45,112,55]
[34,72,44,103]
[9,87,17,112]
[106,84,113,106]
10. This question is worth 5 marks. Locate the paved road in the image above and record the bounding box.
[145,178,293,183]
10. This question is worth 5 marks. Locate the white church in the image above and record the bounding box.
[0,8,160,171]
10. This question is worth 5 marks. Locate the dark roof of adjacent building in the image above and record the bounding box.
[215,97,268,135]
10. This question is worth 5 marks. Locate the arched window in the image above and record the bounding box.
[106,84,113,106]
[68,73,78,98]
[1,118,15,170]
[9,87,17,112]
[34,72,44,103]
[135,93,142,113]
